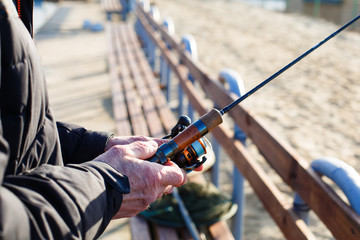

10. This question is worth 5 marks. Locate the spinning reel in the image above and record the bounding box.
[148,115,212,173]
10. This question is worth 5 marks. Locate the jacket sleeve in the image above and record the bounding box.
[0,136,130,239]
[56,121,114,165]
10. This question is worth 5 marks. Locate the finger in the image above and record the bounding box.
[161,162,187,187]
[115,135,154,145]
[151,138,169,147]
[105,136,151,151]
[130,136,168,146]
[163,185,174,195]
[194,164,204,172]
[128,140,159,159]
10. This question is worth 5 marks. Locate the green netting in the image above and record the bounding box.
[139,182,238,227]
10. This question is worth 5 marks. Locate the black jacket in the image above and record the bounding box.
[0,0,129,239]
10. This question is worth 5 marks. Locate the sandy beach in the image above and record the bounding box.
[148,0,360,239]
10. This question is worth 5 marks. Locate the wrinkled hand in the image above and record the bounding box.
[95,136,187,218]
[104,136,168,152]
[105,136,204,172]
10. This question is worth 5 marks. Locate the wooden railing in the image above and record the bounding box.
[131,1,360,239]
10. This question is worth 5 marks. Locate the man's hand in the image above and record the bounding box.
[105,136,204,172]
[94,136,187,218]
[104,136,168,152]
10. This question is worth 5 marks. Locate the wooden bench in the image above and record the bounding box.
[106,22,234,240]
[132,2,360,240]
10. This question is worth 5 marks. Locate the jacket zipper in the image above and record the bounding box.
[16,0,21,17]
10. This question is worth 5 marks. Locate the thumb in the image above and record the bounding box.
[161,161,187,187]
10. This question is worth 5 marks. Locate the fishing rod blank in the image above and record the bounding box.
[220,14,360,115]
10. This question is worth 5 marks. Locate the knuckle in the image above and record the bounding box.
[137,135,151,141]
[111,145,125,155]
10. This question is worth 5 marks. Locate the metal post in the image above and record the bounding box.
[178,87,184,116]
[181,34,198,121]
[149,6,160,71]
[172,188,201,240]
[137,0,150,57]
[219,69,246,240]
[211,138,221,188]
[160,17,175,102]
[313,0,321,18]
[120,0,128,21]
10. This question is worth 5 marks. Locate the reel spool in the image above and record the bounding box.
[172,137,211,173]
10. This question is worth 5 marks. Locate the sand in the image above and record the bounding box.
[147,0,360,239]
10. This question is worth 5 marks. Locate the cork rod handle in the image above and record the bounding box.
[199,109,223,132]
[172,109,223,151]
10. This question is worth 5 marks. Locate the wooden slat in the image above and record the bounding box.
[107,23,132,135]
[102,0,121,12]
[151,223,179,240]
[130,216,152,240]
[117,24,149,136]
[209,222,235,240]
[122,24,166,138]
[126,24,177,134]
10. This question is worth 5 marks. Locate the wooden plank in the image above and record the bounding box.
[134,10,194,133]
[117,24,149,136]
[208,221,235,240]
[127,23,177,134]
[106,23,132,136]
[102,0,121,12]
[130,216,152,240]
[151,224,179,240]
[122,24,166,138]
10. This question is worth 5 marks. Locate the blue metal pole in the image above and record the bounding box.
[211,138,222,188]
[160,17,175,102]
[232,126,246,240]
[148,6,160,71]
[172,188,201,240]
[137,0,150,57]
[181,35,198,120]
[178,86,184,116]
[293,193,310,224]
[218,69,246,240]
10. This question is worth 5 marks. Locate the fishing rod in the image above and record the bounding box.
[148,14,360,172]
